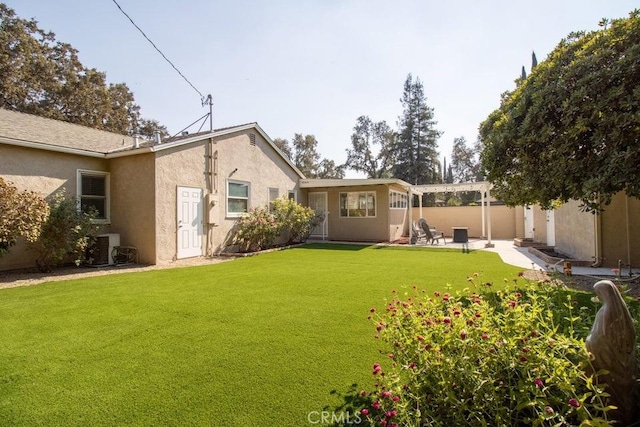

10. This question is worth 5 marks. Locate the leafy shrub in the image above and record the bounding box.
[0,177,49,256]
[234,198,315,252]
[271,197,315,244]
[31,190,101,272]
[234,206,280,252]
[361,277,638,426]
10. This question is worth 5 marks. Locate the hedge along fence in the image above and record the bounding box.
[360,276,640,427]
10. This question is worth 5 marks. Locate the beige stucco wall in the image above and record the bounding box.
[0,145,108,270]
[554,200,596,262]
[303,184,394,242]
[600,193,640,268]
[212,130,301,253]
[109,153,157,264]
[152,130,301,260]
[412,205,519,239]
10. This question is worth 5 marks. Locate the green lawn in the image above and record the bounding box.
[0,244,520,426]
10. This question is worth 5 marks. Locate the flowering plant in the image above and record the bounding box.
[234,206,279,252]
[361,276,630,426]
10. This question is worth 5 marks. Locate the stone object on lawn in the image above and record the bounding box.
[585,280,638,426]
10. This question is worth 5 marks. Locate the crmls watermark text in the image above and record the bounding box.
[307,410,363,425]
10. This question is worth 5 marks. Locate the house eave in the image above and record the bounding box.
[0,136,106,158]
[300,178,413,190]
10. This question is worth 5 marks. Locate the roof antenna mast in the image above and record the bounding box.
[202,94,213,131]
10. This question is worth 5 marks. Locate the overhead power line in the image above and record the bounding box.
[110,0,205,100]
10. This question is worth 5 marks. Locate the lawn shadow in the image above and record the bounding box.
[323,383,371,426]
[300,243,373,251]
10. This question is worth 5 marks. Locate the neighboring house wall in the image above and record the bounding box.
[109,153,157,265]
[413,205,520,239]
[0,145,108,270]
[600,193,640,268]
[554,200,595,262]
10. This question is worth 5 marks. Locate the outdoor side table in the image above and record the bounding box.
[452,227,469,243]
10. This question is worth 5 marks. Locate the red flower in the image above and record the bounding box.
[534,378,543,388]
[460,330,467,339]
[370,307,376,313]
[568,398,580,408]
[443,316,452,324]
[481,333,489,340]
[373,401,381,410]
[361,408,369,416]
[381,391,391,398]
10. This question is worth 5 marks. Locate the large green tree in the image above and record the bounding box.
[480,10,640,211]
[450,136,482,183]
[394,74,442,185]
[0,3,164,136]
[345,115,396,178]
[275,134,344,179]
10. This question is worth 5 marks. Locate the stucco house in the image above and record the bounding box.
[0,108,303,271]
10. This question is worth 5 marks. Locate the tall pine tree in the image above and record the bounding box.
[393,74,442,185]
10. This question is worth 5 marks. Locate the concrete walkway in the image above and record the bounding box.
[411,238,640,278]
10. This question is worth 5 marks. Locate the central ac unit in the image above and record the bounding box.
[87,233,120,266]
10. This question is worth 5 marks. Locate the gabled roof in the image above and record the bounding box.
[0,109,304,178]
[0,108,140,156]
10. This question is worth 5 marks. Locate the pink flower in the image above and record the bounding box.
[381,391,392,398]
[453,309,461,316]
[434,291,440,297]
[545,406,554,414]
[417,335,425,341]
[568,398,580,408]
[360,390,367,397]
[372,401,381,410]
[443,316,452,324]
[373,363,382,375]
[361,408,369,416]
[370,307,376,313]
[508,300,517,308]
[482,333,489,340]
[392,395,400,402]
[385,410,397,419]
[534,378,543,388]
[460,330,467,339]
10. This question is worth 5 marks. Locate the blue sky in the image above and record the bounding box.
[6,0,635,177]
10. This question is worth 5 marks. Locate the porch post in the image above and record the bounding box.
[481,189,486,237]
[408,190,413,242]
[485,185,494,248]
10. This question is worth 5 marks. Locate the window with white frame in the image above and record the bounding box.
[389,191,408,209]
[339,191,376,218]
[288,190,296,202]
[227,180,250,216]
[77,170,109,221]
[268,187,279,211]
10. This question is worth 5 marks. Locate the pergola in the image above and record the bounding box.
[409,181,495,248]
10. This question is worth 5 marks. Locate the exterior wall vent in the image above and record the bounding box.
[249,133,256,146]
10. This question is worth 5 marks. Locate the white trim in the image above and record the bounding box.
[226,179,250,218]
[76,169,110,224]
[300,178,412,190]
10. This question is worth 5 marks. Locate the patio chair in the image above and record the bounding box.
[419,219,446,245]
[411,220,427,244]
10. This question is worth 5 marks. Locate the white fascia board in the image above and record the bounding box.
[300,178,413,189]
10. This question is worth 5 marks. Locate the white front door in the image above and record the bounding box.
[177,186,203,258]
[524,205,534,239]
[546,210,556,246]
[308,192,328,239]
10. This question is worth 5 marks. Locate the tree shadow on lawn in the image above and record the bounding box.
[301,243,373,251]
[323,383,371,426]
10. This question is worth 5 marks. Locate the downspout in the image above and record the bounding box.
[591,196,603,267]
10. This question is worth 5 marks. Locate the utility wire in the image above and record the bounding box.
[110,0,205,100]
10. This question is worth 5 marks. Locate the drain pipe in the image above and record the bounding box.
[591,199,603,267]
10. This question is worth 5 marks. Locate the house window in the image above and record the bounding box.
[77,170,109,222]
[227,180,250,216]
[268,187,279,211]
[288,190,296,201]
[339,192,376,218]
[389,191,408,209]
